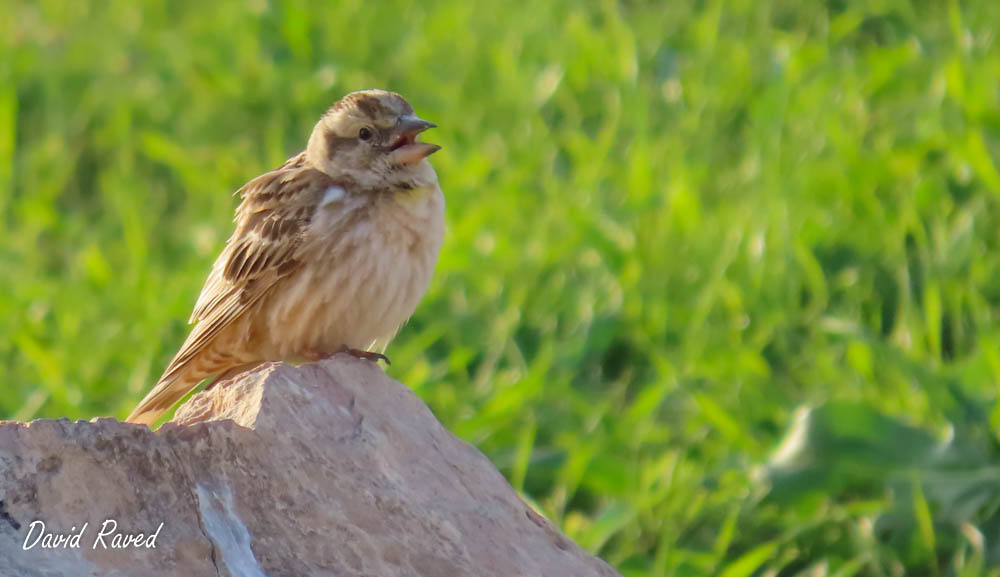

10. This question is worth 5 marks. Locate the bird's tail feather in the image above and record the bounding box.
[125,373,205,426]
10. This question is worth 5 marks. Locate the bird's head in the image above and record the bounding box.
[307,89,440,189]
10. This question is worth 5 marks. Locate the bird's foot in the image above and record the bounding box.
[303,346,391,365]
[301,345,392,365]
[336,345,391,365]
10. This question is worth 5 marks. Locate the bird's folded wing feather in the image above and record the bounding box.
[158,155,333,385]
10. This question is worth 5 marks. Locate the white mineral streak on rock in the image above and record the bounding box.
[195,484,268,577]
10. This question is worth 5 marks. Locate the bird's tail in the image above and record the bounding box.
[125,372,206,426]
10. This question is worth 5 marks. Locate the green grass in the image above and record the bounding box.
[4,0,1000,575]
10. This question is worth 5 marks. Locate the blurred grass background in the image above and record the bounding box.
[3,0,1000,575]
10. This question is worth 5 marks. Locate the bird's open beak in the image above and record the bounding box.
[388,115,441,165]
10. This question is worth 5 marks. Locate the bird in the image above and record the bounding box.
[126,89,444,426]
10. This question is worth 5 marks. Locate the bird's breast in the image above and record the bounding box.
[265,184,445,357]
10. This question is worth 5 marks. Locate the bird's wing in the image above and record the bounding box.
[158,155,333,386]
[189,154,311,323]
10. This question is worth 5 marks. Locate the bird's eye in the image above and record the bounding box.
[358,127,373,141]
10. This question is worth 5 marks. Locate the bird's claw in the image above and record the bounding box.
[336,346,391,365]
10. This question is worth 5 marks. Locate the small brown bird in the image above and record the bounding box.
[126,90,444,426]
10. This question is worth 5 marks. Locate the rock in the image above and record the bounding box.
[0,356,620,577]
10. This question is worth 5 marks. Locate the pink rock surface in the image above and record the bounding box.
[0,356,620,577]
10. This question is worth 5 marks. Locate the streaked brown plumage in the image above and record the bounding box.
[126,90,444,426]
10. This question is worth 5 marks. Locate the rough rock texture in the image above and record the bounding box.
[0,356,620,577]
